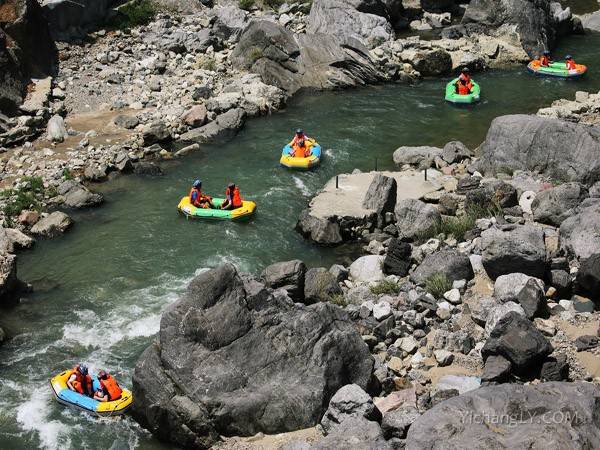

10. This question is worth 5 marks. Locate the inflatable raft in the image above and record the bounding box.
[177,196,256,221]
[280,141,322,170]
[445,78,481,104]
[527,61,587,78]
[50,370,133,416]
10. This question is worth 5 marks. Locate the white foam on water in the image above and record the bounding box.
[16,389,71,450]
[292,176,311,196]
[416,100,434,109]
[324,148,349,160]
[202,254,250,272]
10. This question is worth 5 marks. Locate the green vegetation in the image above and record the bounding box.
[497,166,515,176]
[62,168,74,181]
[239,0,256,11]
[329,294,348,307]
[370,279,401,295]
[248,46,264,63]
[425,273,452,299]
[111,0,158,30]
[262,0,286,9]
[417,202,503,242]
[1,176,45,218]
[196,55,217,71]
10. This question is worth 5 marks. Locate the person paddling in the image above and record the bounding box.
[93,370,123,402]
[189,179,214,209]
[565,55,577,71]
[540,50,551,67]
[67,364,93,397]
[221,183,243,210]
[455,67,473,95]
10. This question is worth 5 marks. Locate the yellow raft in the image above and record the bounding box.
[177,196,257,221]
[50,370,133,416]
[280,141,322,170]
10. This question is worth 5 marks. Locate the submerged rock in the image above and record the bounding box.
[132,264,373,449]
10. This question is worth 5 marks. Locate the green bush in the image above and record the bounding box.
[112,0,157,29]
[1,176,46,218]
[239,0,255,10]
[62,168,74,181]
[329,294,348,307]
[248,46,264,63]
[196,55,217,71]
[425,273,452,299]
[370,279,400,295]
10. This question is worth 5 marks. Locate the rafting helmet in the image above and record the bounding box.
[543,50,550,55]
[461,67,470,73]
[295,128,303,135]
[78,364,88,376]
[98,369,107,379]
[565,55,573,60]
[193,179,202,188]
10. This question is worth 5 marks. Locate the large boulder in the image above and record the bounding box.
[296,210,343,246]
[532,183,587,227]
[180,108,246,145]
[42,0,111,40]
[57,180,103,209]
[212,5,249,42]
[406,382,600,449]
[576,254,600,303]
[231,21,379,95]
[132,265,374,449]
[307,0,394,48]
[411,48,452,77]
[462,0,574,57]
[392,146,442,167]
[0,253,20,305]
[481,311,552,376]
[481,224,547,279]
[494,272,545,303]
[0,29,26,114]
[478,115,600,185]
[30,211,72,237]
[410,249,474,285]
[362,174,397,219]
[349,255,385,282]
[560,202,600,259]
[261,259,306,302]
[395,199,440,240]
[320,384,382,434]
[382,239,412,277]
[312,416,391,449]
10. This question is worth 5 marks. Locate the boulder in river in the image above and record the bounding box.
[180,108,246,145]
[30,211,73,237]
[132,264,373,449]
[406,382,600,449]
[57,180,103,209]
[261,259,306,303]
[478,115,600,185]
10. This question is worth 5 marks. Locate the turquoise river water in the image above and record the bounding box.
[0,32,600,450]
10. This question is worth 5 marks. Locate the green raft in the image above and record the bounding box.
[177,196,256,221]
[445,78,481,104]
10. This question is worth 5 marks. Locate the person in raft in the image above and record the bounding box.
[455,67,473,95]
[565,55,577,71]
[93,370,123,402]
[289,129,315,157]
[539,50,552,67]
[221,183,243,210]
[67,363,94,397]
[189,179,214,209]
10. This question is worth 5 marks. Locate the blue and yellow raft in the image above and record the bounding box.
[50,370,133,416]
[280,141,322,170]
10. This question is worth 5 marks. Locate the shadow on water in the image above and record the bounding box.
[0,31,599,450]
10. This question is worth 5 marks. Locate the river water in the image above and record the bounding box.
[1,32,599,450]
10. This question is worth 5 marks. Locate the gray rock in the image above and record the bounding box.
[469,296,498,326]
[582,10,600,32]
[482,312,553,377]
[142,120,171,146]
[349,255,385,282]
[576,254,600,302]
[481,225,546,280]
[478,115,600,185]
[133,162,163,177]
[329,264,349,282]
[516,278,547,319]
[30,211,73,237]
[494,272,544,303]
[465,179,518,210]
[560,203,600,259]
[46,115,68,143]
[261,259,306,302]
[363,174,397,220]
[304,268,342,304]
[441,141,471,164]
[58,180,103,208]
[407,382,600,450]
[181,105,208,128]
[313,416,391,450]
[395,199,440,240]
[0,253,20,305]
[307,0,394,48]
[113,114,139,129]
[381,406,420,440]
[132,265,374,449]
[481,354,511,382]
[43,0,110,39]
[411,48,452,77]
[180,108,246,145]
[574,335,599,352]
[410,249,474,285]
[392,146,442,167]
[485,302,526,335]
[296,210,343,245]
[532,183,588,226]
[212,5,249,42]
[540,354,569,381]
[321,384,382,434]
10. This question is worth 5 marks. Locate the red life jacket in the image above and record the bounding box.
[226,186,242,208]
[566,59,576,70]
[457,83,470,95]
[70,366,92,394]
[189,187,211,207]
[99,374,122,401]
[540,55,549,66]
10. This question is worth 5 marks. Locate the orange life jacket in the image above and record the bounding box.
[566,59,576,70]
[226,186,242,208]
[70,366,92,395]
[189,187,211,207]
[292,143,310,158]
[540,55,549,66]
[99,374,122,401]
